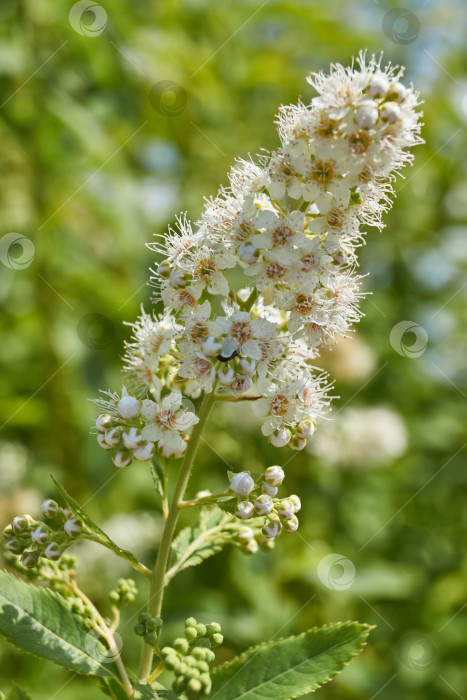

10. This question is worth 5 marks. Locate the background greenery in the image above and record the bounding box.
[1,0,467,697]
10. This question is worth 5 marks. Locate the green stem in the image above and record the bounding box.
[137,391,216,680]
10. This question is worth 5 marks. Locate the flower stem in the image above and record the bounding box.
[137,391,216,680]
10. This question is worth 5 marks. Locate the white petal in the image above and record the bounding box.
[242,339,262,361]
[208,271,229,296]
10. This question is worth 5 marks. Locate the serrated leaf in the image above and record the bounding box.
[99,678,128,700]
[7,685,32,700]
[150,459,165,499]
[51,475,140,569]
[134,682,183,699]
[0,571,117,678]
[165,509,229,584]
[210,621,372,699]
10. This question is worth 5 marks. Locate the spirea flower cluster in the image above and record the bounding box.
[94,52,422,462]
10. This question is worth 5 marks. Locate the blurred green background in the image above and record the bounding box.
[1,0,467,697]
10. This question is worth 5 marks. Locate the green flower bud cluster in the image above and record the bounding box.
[134,613,163,646]
[2,502,84,569]
[160,618,223,699]
[109,578,138,609]
[232,466,301,552]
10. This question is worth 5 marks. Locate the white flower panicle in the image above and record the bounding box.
[93,52,421,463]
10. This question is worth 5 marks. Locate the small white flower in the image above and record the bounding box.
[229,472,255,496]
[122,427,142,450]
[141,400,158,420]
[96,414,112,432]
[243,539,259,554]
[264,465,285,487]
[117,395,140,420]
[254,494,274,516]
[237,526,255,543]
[289,495,301,512]
[133,442,155,462]
[104,428,121,448]
[235,501,255,519]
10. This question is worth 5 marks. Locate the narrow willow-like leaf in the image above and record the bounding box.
[166,508,230,583]
[6,685,32,700]
[51,475,140,569]
[99,678,129,700]
[210,622,372,700]
[0,571,117,678]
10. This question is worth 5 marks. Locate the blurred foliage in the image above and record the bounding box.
[1,0,467,698]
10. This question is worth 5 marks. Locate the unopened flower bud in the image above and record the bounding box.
[196,623,207,637]
[12,516,29,534]
[169,268,188,288]
[380,102,401,124]
[202,337,222,356]
[112,451,132,468]
[368,76,389,98]
[235,500,254,520]
[117,395,140,420]
[269,427,291,447]
[64,518,82,538]
[207,622,221,634]
[388,81,407,102]
[264,465,284,486]
[104,428,121,448]
[261,481,278,498]
[123,428,142,450]
[133,442,155,461]
[239,358,256,376]
[229,472,255,496]
[21,549,40,568]
[185,626,198,642]
[187,679,202,695]
[5,538,22,552]
[238,242,259,264]
[237,526,255,544]
[282,514,299,532]
[98,433,114,450]
[31,525,49,545]
[296,419,316,440]
[254,494,274,516]
[44,542,61,560]
[277,499,295,521]
[288,494,301,513]
[217,367,235,385]
[96,414,113,432]
[289,436,307,451]
[211,633,224,646]
[3,524,13,537]
[243,539,259,554]
[263,515,282,539]
[355,100,378,129]
[134,623,146,636]
[174,637,190,653]
[41,500,59,518]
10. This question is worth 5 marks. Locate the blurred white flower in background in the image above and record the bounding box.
[308,406,407,467]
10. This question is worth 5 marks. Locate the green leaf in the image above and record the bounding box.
[0,571,117,678]
[98,678,129,700]
[165,508,230,585]
[150,459,165,500]
[51,475,140,570]
[6,685,32,700]
[134,682,183,699]
[210,621,373,699]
